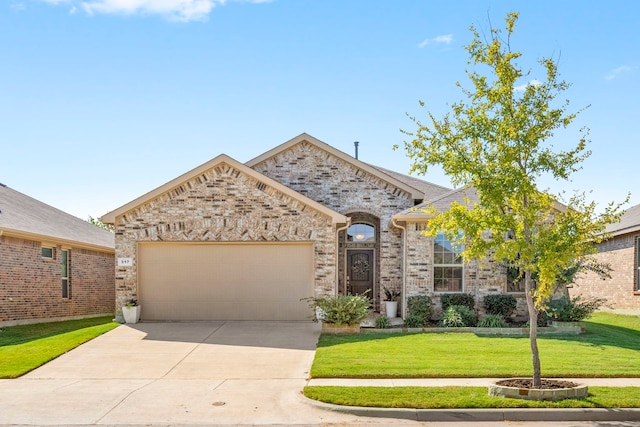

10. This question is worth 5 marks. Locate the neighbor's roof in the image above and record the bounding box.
[100,154,348,226]
[393,186,479,222]
[245,133,425,200]
[606,203,640,236]
[0,183,114,252]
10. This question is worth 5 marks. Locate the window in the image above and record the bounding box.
[41,246,53,259]
[506,265,526,293]
[346,223,375,243]
[434,233,463,292]
[61,249,70,299]
[636,237,640,291]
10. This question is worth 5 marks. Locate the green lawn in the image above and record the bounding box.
[0,316,119,378]
[303,386,640,409]
[311,312,640,378]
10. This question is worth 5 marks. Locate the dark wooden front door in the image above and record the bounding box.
[347,250,374,297]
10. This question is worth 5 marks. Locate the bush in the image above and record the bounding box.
[483,294,517,318]
[406,295,432,327]
[477,314,508,328]
[441,293,475,311]
[403,314,424,328]
[544,296,606,322]
[303,294,370,325]
[441,305,477,327]
[374,315,390,329]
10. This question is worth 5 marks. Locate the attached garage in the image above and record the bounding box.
[138,242,315,321]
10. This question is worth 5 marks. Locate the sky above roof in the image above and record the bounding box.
[1,0,638,219]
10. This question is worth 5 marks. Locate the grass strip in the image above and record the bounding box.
[311,312,640,378]
[0,316,119,378]
[303,386,640,409]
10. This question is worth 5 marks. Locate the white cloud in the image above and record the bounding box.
[514,79,542,92]
[418,34,453,48]
[605,65,633,81]
[10,2,27,10]
[81,0,220,21]
[37,0,272,22]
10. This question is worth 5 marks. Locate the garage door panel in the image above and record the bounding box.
[138,242,314,321]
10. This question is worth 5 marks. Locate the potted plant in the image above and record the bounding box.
[122,298,141,324]
[383,287,401,318]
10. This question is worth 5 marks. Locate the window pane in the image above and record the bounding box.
[61,250,68,277]
[346,223,375,242]
[62,279,69,299]
[41,247,53,258]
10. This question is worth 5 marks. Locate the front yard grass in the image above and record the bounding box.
[311,312,640,378]
[303,386,640,409]
[0,316,119,378]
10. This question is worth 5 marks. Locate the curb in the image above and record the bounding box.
[305,398,640,422]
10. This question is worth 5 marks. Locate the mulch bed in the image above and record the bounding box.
[496,378,579,389]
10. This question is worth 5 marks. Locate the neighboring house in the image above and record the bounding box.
[570,203,640,312]
[101,133,518,322]
[0,184,115,326]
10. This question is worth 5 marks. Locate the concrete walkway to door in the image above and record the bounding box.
[0,321,398,426]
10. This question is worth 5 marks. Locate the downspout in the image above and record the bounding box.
[335,218,351,296]
[392,218,407,319]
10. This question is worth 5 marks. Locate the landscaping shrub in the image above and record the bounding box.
[442,305,477,327]
[304,294,370,325]
[477,313,508,328]
[406,295,432,327]
[441,293,475,311]
[544,296,606,322]
[483,294,517,318]
[403,314,423,328]
[374,315,390,329]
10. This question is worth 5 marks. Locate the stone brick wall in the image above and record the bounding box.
[114,161,337,313]
[251,141,414,308]
[404,223,527,319]
[570,233,640,311]
[0,235,115,325]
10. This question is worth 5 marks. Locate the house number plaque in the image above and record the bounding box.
[117,257,133,267]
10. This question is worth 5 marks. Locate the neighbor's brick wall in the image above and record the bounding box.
[251,141,414,306]
[0,235,115,324]
[570,233,640,311]
[404,223,528,319]
[114,161,337,313]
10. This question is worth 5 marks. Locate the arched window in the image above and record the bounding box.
[346,223,375,243]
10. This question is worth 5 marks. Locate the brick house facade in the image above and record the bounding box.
[570,204,640,312]
[0,184,115,326]
[102,134,522,322]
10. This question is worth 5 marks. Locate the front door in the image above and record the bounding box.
[347,250,374,298]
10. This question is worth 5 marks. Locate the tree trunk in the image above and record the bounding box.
[524,269,541,387]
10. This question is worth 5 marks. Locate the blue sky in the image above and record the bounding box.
[1,0,638,220]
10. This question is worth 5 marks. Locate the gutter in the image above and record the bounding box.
[392,218,407,319]
[335,218,351,296]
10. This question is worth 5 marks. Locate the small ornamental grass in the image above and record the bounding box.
[304,294,370,325]
[477,314,508,328]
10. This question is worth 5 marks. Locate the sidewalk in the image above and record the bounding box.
[304,377,640,422]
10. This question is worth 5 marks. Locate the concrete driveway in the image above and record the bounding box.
[0,321,402,426]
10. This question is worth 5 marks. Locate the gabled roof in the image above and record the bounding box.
[393,186,479,222]
[245,133,425,200]
[100,154,348,226]
[0,184,114,252]
[607,203,640,236]
[368,164,452,201]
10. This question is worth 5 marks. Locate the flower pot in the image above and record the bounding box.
[122,305,141,324]
[385,301,398,318]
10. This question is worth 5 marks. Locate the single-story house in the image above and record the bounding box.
[102,133,522,322]
[0,184,115,326]
[570,203,640,312]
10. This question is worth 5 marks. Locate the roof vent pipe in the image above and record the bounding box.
[354,141,359,160]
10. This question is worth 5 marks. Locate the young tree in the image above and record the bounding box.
[398,12,625,387]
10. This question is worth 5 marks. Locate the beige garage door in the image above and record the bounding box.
[138,242,315,321]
